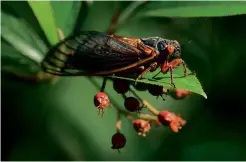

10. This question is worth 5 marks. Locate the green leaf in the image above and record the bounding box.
[134,2,246,18]
[28,1,58,45]
[1,41,40,75]
[1,9,48,55]
[1,2,48,74]
[110,65,207,99]
[51,1,82,37]
[1,25,44,64]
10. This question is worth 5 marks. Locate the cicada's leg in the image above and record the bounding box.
[181,60,197,77]
[156,95,166,101]
[181,59,187,76]
[161,58,191,87]
[171,59,194,77]
[115,66,145,76]
[161,59,181,73]
[135,62,158,85]
[168,65,175,88]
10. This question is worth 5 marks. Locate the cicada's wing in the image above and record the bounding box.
[41,31,143,76]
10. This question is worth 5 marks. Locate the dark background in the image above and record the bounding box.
[1,1,246,160]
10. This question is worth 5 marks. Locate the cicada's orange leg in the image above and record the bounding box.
[135,62,158,85]
[160,58,189,87]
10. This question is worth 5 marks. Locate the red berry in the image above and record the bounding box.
[124,97,142,112]
[158,110,175,126]
[111,132,126,150]
[157,110,186,133]
[113,79,130,94]
[170,88,191,100]
[133,119,151,137]
[148,85,168,100]
[94,92,110,115]
[134,82,148,91]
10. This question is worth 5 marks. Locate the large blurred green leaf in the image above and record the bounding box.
[1,1,49,75]
[134,2,246,18]
[1,10,46,66]
[1,26,44,64]
[28,1,58,45]
[1,40,40,75]
[1,1,51,47]
[1,10,48,55]
[51,1,82,37]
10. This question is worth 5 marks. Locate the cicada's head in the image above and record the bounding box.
[157,39,181,61]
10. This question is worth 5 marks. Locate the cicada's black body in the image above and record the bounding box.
[41,30,183,79]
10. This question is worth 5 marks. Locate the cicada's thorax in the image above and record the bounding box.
[141,37,163,50]
[141,37,170,65]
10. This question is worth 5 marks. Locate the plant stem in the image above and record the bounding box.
[100,78,108,92]
[106,8,120,35]
[116,111,121,132]
[105,1,147,34]
[142,100,159,115]
[1,26,44,65]
[138,113,157,121]
[114,102,158,121]
[116,1,147,28]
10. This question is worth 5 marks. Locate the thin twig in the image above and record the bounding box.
[100,77,108,92]
[106,8,120,35]
[106,1,147,34]
[116,1,147,30]
[116,111,121,132]
[113,102,157,121]
[142,100,159,116]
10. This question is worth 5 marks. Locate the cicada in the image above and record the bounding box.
[41,31,187,86]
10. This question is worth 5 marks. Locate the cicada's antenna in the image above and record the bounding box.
[181,40,193,51]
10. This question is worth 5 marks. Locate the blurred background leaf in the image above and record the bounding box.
[1,1,246,161]
[28,1,59,45]
[1,2,48,75]
[134,1,246,18]
[50,1,82,36]
[1,1,51,47]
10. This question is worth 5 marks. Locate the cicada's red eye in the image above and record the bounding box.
[167,45,175,54]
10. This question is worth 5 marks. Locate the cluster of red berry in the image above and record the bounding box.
[94,79,191,152]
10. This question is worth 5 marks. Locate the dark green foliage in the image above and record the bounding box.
[1,1,246,161]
